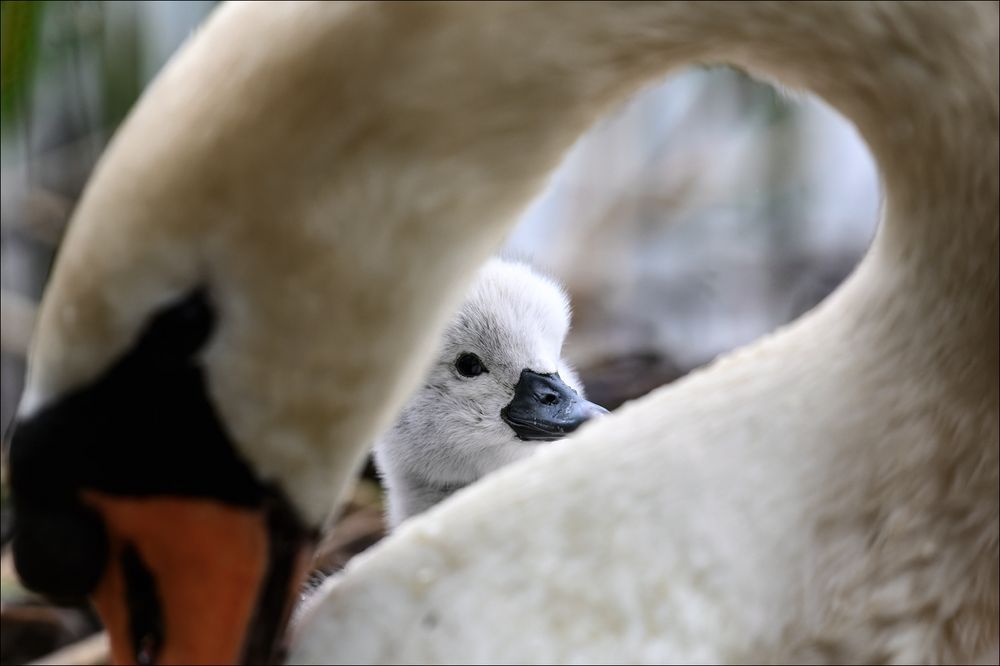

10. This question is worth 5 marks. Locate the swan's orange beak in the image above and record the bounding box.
[8,291,317,665]
[82,494,314,665]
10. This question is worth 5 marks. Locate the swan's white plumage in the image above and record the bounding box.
[15,1,998,663]
[373,258,588,527]
[295,258,998,663]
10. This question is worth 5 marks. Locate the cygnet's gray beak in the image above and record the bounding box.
[500,369,609,441]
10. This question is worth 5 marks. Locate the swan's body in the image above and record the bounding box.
[8,2,997,664]
[373,258,601,527]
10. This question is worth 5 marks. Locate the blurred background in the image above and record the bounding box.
[0,2,879,663]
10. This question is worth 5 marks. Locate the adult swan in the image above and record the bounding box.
[9,2,998,664]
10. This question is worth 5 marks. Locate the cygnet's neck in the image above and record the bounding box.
[383,464,469,528]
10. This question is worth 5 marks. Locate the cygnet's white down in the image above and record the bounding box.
[373,258,607,527]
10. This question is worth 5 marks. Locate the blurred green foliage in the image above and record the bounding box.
[1,1,46,133]
[1,1,160,140]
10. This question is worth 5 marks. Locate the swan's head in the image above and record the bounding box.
[9,289,316,665]
[375,260,608,514]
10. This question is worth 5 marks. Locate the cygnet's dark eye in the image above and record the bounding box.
[455,353,487,378]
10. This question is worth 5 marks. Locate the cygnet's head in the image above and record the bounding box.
[374,258,608,526]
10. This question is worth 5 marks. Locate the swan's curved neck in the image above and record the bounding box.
[31,2,998,522]
[246,0,994,399]
[196,1,995,323]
